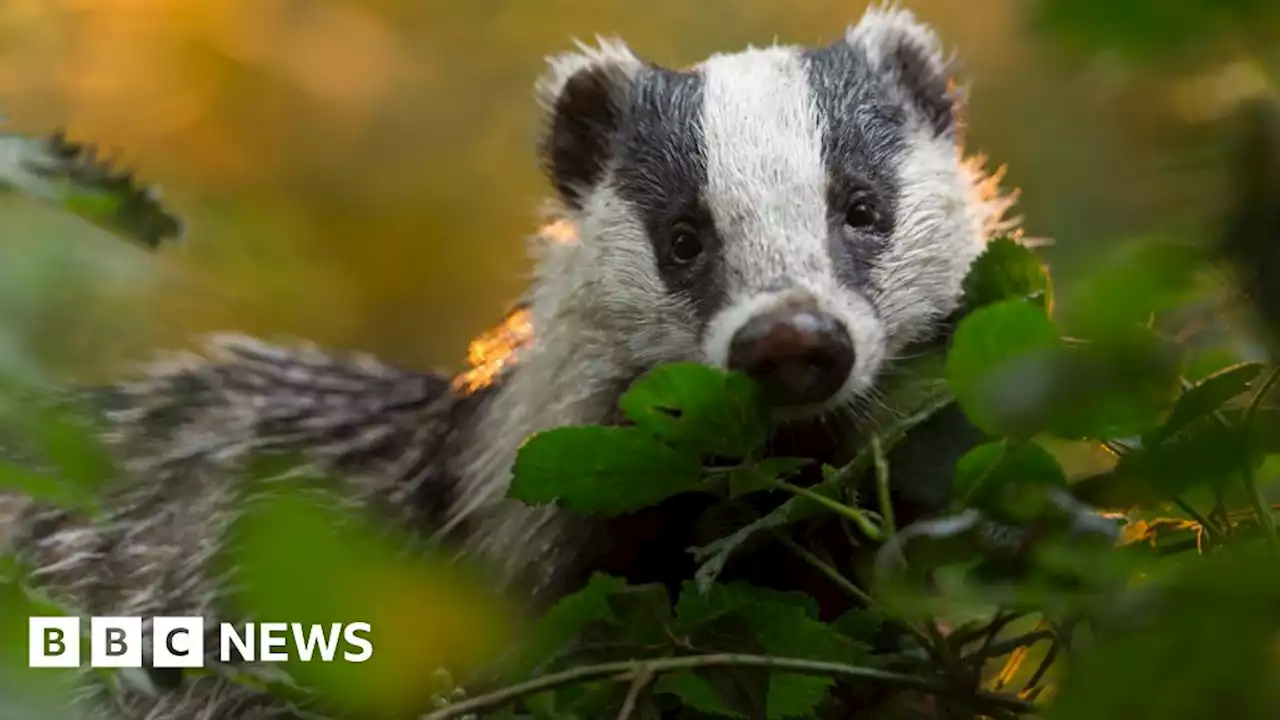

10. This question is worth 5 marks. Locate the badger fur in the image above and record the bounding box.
[2,5,1019,719]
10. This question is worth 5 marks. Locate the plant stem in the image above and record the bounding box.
[1240,460,1278,553]
[924,618,964,679]
[421,653,1037,720]
[1101,440,1132,457]
[1213,490,1234,538]
[771,531,935,652]
[1242,366,1280,552]
[973,630,1056,663]
[950,611,1025,651]
[1021,637,1060,695]
[773,532,875,607]
[1244,364,1280,440]
[871,433,896,539]
[830,393,955,485]
[1173,497,1223,539]
[615,665,654,720]
[771,479,883,542]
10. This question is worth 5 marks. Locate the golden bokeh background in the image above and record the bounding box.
[0,0,1237,380]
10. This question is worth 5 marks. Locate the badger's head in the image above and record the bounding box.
[530,5,1016,421]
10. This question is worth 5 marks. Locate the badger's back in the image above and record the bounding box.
[1,332,474,718]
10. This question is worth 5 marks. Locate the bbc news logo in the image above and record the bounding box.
[29,617,373,668]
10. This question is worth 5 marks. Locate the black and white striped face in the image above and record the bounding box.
[536,6,996,419]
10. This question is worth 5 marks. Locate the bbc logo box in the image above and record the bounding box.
[29,616,206,668]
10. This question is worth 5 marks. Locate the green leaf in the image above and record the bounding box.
[1048,548,1280,720]
[659,610,773,720]
[693,466,874,591]
[0,399,117,513]
[219,482,515,716]
[953,442,1008,507]
[0,126,182,248]
[954,440,1068,523]
[509,425,704,514]
[683,654,770,720]
[654,671,747,719]
[1074,415,1256,509]
[0,382,118,485]
[1033,0,1280,65]
[1146,362,1264,445]
[0,581,82,720]
[672,583,866,719]
[692,504,801,591]
[0,460,95,512]
[693,390,956,591]
[674,582,821,630]
[26,406,116,493]
[0,555,19,584]
[556,682,636,719]
[1069,468,1158,510]
[830,608,887,643]
[962,236,1052,310]
[619,362,770,459]
[1127,417,1251,496]
[1044,330,1184,440]
[757,613,870,718]
[869,348,952,422]
[727,457,810,498]
[945,299,1062,436]
[512,573,631,677]
[1239,407,1280,455]
[874,510,990,595]
[1058,238,1206,340]
[521,691,565,720]
[1183,345,1253,384]
[605,582,674,648]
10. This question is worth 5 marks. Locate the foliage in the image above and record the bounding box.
[0,123,182,249]
[481,218,1279,718]
[1,2,1280,720]
[1031,0,1280,66]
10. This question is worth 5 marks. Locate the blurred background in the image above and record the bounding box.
[0,0,1273,381]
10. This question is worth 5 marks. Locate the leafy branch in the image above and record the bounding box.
[421,652,1036,720]
[0,120,182,248]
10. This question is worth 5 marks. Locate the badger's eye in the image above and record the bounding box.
[669,224,703,264]
[844,199,880,230]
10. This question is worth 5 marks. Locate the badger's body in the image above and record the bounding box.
[3,5,1018,719]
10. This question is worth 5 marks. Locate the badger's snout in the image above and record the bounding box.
[727,307,855,406]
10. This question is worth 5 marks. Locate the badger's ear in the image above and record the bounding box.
[535,38,643,211]
[845,5,961,137]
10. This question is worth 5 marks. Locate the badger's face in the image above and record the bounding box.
[536,7,1001,420]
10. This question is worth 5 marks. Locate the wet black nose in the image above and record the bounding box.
[727,308,855,406]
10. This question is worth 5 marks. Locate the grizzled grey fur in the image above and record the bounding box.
[1,4,1019,719]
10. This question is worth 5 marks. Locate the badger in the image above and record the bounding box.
[2,4,1020,719]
